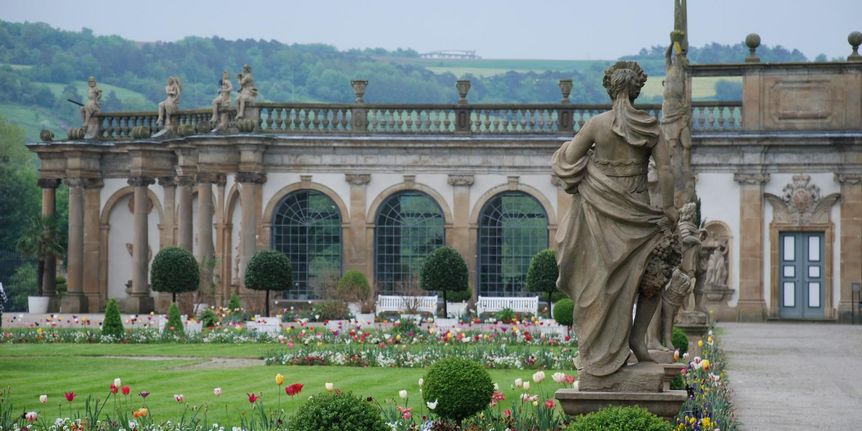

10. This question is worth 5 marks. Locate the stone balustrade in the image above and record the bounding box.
[89,101,741,140]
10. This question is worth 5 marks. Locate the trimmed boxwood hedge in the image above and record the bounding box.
[291,391,387,431]
[150,247,199,303]
[569,406,671,431]
[420,246,468,317]
[244,250,292,316]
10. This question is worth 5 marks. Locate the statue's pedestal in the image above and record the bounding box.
[628,349,675,365]
[557,362,687,421]
[676,322,710,358]
[556,389,687,421]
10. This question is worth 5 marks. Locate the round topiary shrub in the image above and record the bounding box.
[337,270,371,303]
[102,298,124,338]
[422,357,494,424]
[568,406,672,431]
[553,298,574,327]
[150,247,199,303]
[526,249,560,317]
[672,327,689,355]
[291,391,387,431]
[420,247,468,317]
[244,250,292,316]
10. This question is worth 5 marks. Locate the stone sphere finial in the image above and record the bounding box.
[848,31,862,61]
[745,33,761,63]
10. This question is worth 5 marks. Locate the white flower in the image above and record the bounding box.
[573,381,579,390]
[325,382,334,391]
[39,394,48,404]
[493,383,499,390]
[418,378,424,387]
[114,377,122,387]
[213,387,222,397]
[532,371,545,383]
[129,421,137,430]
[514,378,523,388]
[398,389,408,399]
[523,381,530,390]
[55,418,64,427]
[552,372,566,383]
[426,400,438,410]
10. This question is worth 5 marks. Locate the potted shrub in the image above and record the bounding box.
[526,249,560,318]
[420,246,468,317]
[16,215,64,313]
[244,249,292,316]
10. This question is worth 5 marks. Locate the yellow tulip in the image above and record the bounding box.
[275,373,285,386]
[698,340,704,348]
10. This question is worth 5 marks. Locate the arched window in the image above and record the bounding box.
[478,191,548,296]
[375,191,445,294]
[271,190,342,299]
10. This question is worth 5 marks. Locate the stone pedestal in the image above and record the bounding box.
[676,322,709,358]
[124,294,155,314]
[60,293,88,314]
[628,349,676,365]
[556,390,687,421]
[579,362,665,393]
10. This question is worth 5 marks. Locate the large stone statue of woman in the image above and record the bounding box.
[552,61,677,380]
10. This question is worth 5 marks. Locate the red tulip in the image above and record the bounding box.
[285,383,304,397]
[122,385,131,396]
[247,393,259,403]
[110,384,119,394]
[139,391,150,399]
[545,399,555,410]
[65,392,76,402]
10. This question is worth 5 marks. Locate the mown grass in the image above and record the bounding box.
[0,344,571,424]
[37,81,154,109]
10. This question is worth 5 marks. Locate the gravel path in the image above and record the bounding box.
[719,322,862,430]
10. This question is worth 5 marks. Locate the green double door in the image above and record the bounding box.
[778,232,825,319]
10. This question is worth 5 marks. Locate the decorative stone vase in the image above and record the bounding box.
[558,80,573,103]
[237,118,257,133]
[456,80,471,104]
[350,80,368,103]
[40,129,54,142]
[67,127,86,140]
[745,33,761,62]
[196,120,213,134]
[28,296,50,314]
[849,31,862,61]
[131,126,151,139]
[177,124,195,137]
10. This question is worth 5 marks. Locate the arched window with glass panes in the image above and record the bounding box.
[271,190,342,299]
[374,191,445,295]
[477,191,548,297]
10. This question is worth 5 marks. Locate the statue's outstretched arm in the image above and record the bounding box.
[653,133,676,218]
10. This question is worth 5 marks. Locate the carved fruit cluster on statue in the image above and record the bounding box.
[641,232,682,297]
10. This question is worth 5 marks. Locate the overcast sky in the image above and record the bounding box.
[2,0,859,60]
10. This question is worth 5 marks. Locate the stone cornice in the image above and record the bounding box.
[345,174,371,186]
[447,174,475,187]
[235,172,267,184]
[127,176,155,187]
[157,176,176,187]
[733,173,770,185]
[175,175,195,187]
[195,173,218,184]
[37,178,62,189]
[835,173,862,185]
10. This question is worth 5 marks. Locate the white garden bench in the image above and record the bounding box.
[375,295,438,315]
[477,296,539,316]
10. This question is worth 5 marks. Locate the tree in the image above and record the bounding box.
[244,250,293,316]
[420,246,468,317]
[16,215,64,297]
[150,247,199,303]
[526,249,559,318]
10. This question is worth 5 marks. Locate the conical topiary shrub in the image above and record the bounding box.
[102,299,124,338]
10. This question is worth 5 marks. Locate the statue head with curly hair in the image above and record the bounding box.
[602,61,648,103]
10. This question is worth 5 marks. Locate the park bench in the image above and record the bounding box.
[375,295,438,315]
[476,296,539,316]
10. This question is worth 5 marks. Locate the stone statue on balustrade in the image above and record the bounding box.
[157,76,181,131]
[236,64,258,119]
[552,61,681,391]
[210,70,233,127]
[81,76,102,124]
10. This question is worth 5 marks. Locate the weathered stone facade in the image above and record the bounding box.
[28,60,862,322]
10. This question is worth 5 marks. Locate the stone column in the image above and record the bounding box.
[126,176,155,313]
[214,175,227,305]
[176,175,195,251]
[37,178,61,312]
[236,172,266,283]
[345,174,371,277]
[61,177,87,313]
[448,174,475,293]
[82,178,103,310]
[197,174,216,292]
[836,173,862,321]
[158,176,177,247]
[734,173,769,321]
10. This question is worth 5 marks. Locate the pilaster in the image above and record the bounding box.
[448,174,475,293]
[61,177,87,313]
[345,173,371,280]
[836,173,862,321]
[734,172,769,321]
[125,175,155,313]
[82,177,103,310]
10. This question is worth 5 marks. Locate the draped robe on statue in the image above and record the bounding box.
[552,100,668,377]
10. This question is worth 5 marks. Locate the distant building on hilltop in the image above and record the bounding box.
[420,50,481,60]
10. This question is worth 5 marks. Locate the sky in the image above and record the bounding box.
[2,0,860,60]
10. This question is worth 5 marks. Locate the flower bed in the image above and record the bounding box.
[672,331,739,431]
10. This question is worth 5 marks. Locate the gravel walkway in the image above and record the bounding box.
[719,322,862,430]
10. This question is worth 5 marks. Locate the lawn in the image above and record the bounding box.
[37,81,154,110]
[0,344,572,425]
